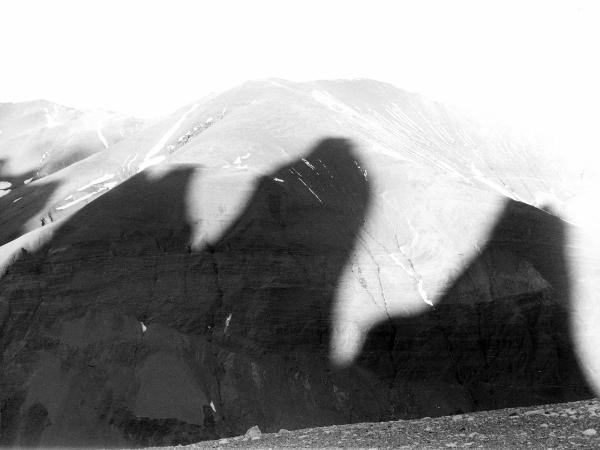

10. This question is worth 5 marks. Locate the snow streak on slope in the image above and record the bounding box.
[96,127,109,149]
[138,104,199,172]
[311,90,359,117]
[56,191,98,210]
[390,252,433,307]
[57,175,118,211]
[77,174,114,191]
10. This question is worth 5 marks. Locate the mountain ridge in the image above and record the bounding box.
[1,79,598,447]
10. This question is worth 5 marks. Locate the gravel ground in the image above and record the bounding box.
[155,398,600,449]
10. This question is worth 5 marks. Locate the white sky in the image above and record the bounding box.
[1,0,599,164]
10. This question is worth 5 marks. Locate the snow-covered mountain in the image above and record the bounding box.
[0,99,144,245]
[0,79,598,447]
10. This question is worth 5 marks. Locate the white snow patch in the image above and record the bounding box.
[102,181,118,190]
[39,150,50,164]
[210,401,216,412]
[24,177,34,185]
[139,103,198,172]
[273,177,284,183]
[233,154,251,165]
[417,279,433,306]
[57,181,117,210]
[225,313,232,330]
[298,178,322,203]
[302,158,316,170]
[138,155,166,172]
[140,322,147,333]
[56,191,97,210]
[311,90,359,116]
[307,187,322,203]
[0,181,12,189]
[12,197,22,203]
[77,174,114,191]
[96,127,109,149]
[391,247,433,307]
[389,253,413,275]
[228,153,251,170]
[0,189,10,198]
[44,106,60,128]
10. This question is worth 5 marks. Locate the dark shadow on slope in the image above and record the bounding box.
[0,138,372,447]
[0,158,60,246]
[356,199,593,419]
[0,164,196,350]
[202,138,371,354]
[0,166,199,448]
[2,133,593,445]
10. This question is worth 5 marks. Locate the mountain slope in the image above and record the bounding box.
[0,99,142,182]
[0,100,144,246]
[0,79,598,447]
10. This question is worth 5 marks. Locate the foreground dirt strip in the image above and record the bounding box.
[154,399,600,449]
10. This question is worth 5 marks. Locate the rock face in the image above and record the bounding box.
[0,79,598,447]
